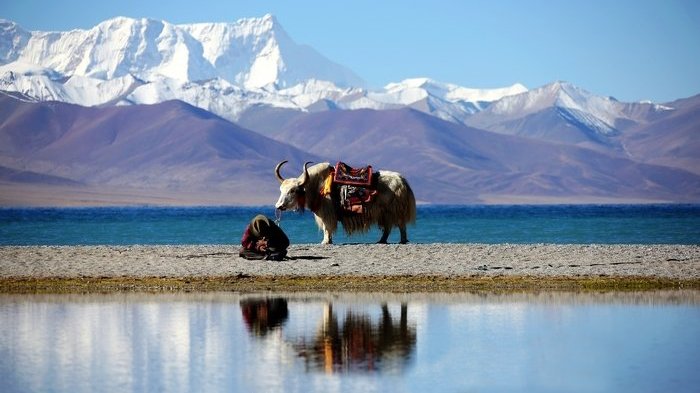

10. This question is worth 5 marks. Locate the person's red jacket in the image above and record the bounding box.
[240,226,257,251]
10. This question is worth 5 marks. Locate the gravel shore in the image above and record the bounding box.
[1,243,698,281]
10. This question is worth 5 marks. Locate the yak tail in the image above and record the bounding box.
[404,179,417,225]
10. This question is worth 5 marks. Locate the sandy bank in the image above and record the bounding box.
[1,244,699,292]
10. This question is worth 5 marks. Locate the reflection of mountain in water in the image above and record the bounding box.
[295,303,417,374]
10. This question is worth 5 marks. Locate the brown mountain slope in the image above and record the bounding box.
[621,94,700,175]
[269,107,700,203]
[0,95,316,205]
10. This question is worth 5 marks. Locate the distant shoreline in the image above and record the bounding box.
[0,182,685,207]
[2,244,698,293]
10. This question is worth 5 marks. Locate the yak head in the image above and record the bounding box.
[274,160,312,211]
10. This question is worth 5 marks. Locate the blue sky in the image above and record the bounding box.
[3,0,699,102]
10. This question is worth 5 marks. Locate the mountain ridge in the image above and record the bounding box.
[0,94,323,204]
[2,95,699,205]
[0,16,529,123]
[225,106,700,203]
[0,15,698,205]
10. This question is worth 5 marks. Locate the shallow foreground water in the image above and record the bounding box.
[1,291,699,393]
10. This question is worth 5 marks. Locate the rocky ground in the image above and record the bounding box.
[1,244,698,293]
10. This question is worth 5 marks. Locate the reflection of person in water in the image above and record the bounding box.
[240,298,289,337]
[296,303,416,373]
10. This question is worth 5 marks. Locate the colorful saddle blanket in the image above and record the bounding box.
[334,162,373,187]
[330,162,377,215]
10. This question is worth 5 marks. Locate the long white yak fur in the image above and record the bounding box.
[275,162,416,244]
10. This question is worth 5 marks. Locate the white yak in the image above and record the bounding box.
[274,161,416,244]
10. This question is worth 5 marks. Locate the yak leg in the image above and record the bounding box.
[315,214,334,245]
[399,224,409,244]
[377,214,393,243]
[378,226,391,244]
[323,230,333,245]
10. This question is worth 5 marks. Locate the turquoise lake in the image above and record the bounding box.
[1,204,699,245]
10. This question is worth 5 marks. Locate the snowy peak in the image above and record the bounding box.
[182,13,293,88]
[383,78,527,104]
[180,14,364,89]
[485,81,625,128]
[344,78,528,122]
[81,17,215,81]
[0,15,364,90]
[7,16,216,82]
[464,80,682,148]
[0,15,685,141]
[550,81,618,113]
[0,15,527,123]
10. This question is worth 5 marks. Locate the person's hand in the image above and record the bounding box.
[256,238,268,252]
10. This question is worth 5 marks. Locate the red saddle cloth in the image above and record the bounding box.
[331,162,377,215]
[333,162,373,187]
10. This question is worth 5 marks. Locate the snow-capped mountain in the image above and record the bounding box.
[266,77,527,122]
[343,78,527,122]
[381,78,527,106]
[0,15,364,89]
[0,15,688,139]
[0,16,527,123]
[464,81,675,150]
[0,61,146,105]
[475,81,629,130]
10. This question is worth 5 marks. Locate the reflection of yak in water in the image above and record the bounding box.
[240,298,289,337]
[295,303,416,373]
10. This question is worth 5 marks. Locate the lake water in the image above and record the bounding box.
[2,205,698,392]
[1,291,698,393]
[1,204,699,245]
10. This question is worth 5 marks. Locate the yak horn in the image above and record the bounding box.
[275,160,288,184]
[300,161,313,187]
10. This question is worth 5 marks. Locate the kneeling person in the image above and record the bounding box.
[239,215,289,260]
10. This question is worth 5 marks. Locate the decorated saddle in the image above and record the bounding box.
[325,162,378,215]
[334,162,374,187]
